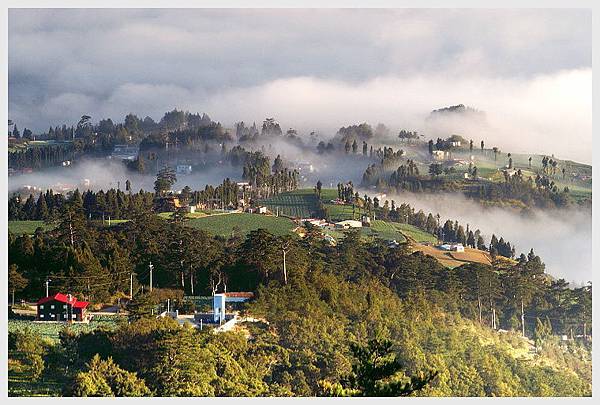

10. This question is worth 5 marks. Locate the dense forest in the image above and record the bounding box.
[7,109,592,397]
[8,201,592,395]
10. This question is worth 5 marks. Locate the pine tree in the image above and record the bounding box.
[35,193,49,220]
[321,337,437,396]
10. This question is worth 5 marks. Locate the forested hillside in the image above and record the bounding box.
[8,196,592,396]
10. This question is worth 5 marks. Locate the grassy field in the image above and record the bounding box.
[393,223,438,243]
[261,189,319,218]
[368,220,407,242]
[8,221,54,235]
[323,203,359,222]
[157,211,212,219]
[8,219,127,235]
[8,317,125,343]
[185,212,296,237]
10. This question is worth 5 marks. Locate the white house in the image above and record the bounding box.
[439,243,465,252]
[335,220,363,229]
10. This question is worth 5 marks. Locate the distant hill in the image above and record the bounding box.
[430,104,486,118]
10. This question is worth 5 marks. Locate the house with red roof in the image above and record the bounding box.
[36,293,89,322]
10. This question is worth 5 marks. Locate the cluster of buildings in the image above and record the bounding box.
[158,292,256,332]
[34,291,255,331]
[438,243,465,252]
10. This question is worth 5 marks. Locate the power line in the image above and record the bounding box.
[48,269,134,280]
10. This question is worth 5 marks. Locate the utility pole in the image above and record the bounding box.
[167,299,170,314]
[45,279,51,297]
[282,248,287,285]
[149,262,154,292]
[282,239,290,285]
[521,298,525,338]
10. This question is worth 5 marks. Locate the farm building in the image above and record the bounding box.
[36,293,89,322]
[335,220,363,229]
[247,206,268,214]
[438,243,465,252]
[303,218,328,227]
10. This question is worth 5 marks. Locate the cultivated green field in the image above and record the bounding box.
[8,219,127,235]
[8,221,54,235]
[8,316,124,343]
[323,203,359,222]
[261,189,319,218]
[368,220,407,242]
[185,212,295,237]
[393,223,438,243]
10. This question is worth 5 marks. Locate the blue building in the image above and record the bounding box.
[212,292,254,323]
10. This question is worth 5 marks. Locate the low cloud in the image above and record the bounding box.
[8,9,591,163]
[375,191,592,285]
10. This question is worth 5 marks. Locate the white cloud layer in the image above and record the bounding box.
[9,8,592,162]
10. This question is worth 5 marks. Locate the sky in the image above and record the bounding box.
[8,8,592,163]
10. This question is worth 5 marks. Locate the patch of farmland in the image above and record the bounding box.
[185,213,295,237]
[261,189,319,218]
[157,211,212,220]
[393,223,438,243]
[323,203,358,222]
[8,317,124,343]
[369,220,407,242]
[319,188,339,201]
[8,221,54,235]
[409,243,503,268]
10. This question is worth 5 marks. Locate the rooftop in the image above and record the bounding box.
[37,293,89,309]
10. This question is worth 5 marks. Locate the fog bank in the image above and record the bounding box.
[378,191,591,285]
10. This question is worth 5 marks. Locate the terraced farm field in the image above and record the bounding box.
[324,203,359,221]
[185,212,295,237]
[261,189,319,218]
[393,223,438,243]
[369,220,407,242]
